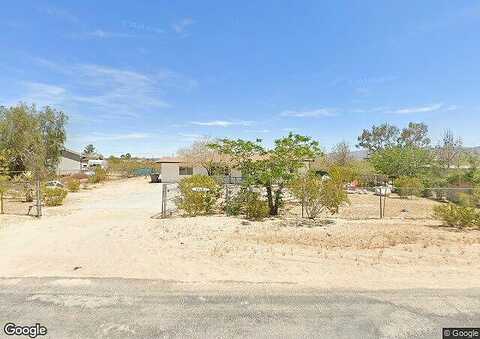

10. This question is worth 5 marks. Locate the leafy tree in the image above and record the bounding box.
[83,144,96,155]
[0,103,67,175]
[38,106,68,171]
[120,153,132,159]
[357,123,400,153]
[435,130,463,169]
[211,133,322,216]
[370,146,432,178]
[398,122,431,148]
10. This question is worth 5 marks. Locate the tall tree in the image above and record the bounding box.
[370,146,432,178]
[83,144,96,156]
[357,123,400,153]
[435,130,463,169]
[0,103,66,175]
[211,133,322,216]
[398,122,431,148]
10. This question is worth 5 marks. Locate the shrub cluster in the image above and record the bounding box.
[65,178,81,192]
[176,175,220,216]
[433,204,480,229]
[88,167,108,184]
[225,189,269,220]
[395,176,424,198]
[43,187,68,206]
[289,172,349,219]
[244,192,269,220]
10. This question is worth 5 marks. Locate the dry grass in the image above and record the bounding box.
[284,192,442,220]
[231,220,480,250]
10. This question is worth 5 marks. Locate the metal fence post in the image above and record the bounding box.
[225,184,229,215]
[35,176,42,218]
[161,184,167,218]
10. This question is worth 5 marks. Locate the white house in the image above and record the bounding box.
[155,157,242,183]
[57,149,82,175]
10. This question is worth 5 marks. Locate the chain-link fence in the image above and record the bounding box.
[306,187,478,220]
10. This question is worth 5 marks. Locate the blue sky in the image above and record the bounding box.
[1,1,479,156]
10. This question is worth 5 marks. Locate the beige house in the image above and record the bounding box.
[156,157,242,183]
[57,149,82,176]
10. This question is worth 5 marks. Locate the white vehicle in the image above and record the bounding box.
[45,180,64,189]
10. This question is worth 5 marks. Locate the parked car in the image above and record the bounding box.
[45,180,64,189]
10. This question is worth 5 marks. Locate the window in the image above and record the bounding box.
[179,166,193,175]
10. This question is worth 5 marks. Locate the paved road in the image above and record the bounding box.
[0,278,478,339]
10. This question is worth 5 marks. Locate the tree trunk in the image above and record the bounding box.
[272,185,283,216]
[266,184,274,215]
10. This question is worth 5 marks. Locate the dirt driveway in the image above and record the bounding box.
[1,177,480,290]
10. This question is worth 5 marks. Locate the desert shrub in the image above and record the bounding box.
[176,175,220,216]
[65,178,80,192]
[43,187,68,206]
[225,192,243,216]
[88,167,108,184]
[433,203,480,229]
[289,172,349,219]
[224,188,269,220]
[395,176,424,198]
[243,191,269,220]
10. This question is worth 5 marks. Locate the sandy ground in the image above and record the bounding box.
[1,177,479,290]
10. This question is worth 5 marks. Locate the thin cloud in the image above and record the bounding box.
[122,20,164,35]
[389,103,444,115]
[7,61,193,120]
[281,108,336,118]
[172,18,195,34]
[190,120,253,127]
[72,132,151,143]
[41,7,79,23]
[84,30,135,39]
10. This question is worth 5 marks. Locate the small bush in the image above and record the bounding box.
[395,176,424,198]
[243,191,269,220]
[43,187,68,206]
[176,175,220,216]
[65,178,80,192]
[225,194,243,216]
[289,172,349,219]
[88,167,108,184]
[433,204,480,229]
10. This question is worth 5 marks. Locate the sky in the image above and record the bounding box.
[1,1,479,157]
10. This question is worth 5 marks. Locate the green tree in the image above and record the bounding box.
[370,146,432,178]
[83,144,96,155]
[211,133,322,216]
[357,123,400,153]
[398,122,431,148]
[0,103,66,176]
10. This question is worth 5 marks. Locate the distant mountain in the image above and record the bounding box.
[465,146,480,154]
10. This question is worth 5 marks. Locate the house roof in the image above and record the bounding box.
[61,148,82,162]
[155,157,186,164]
